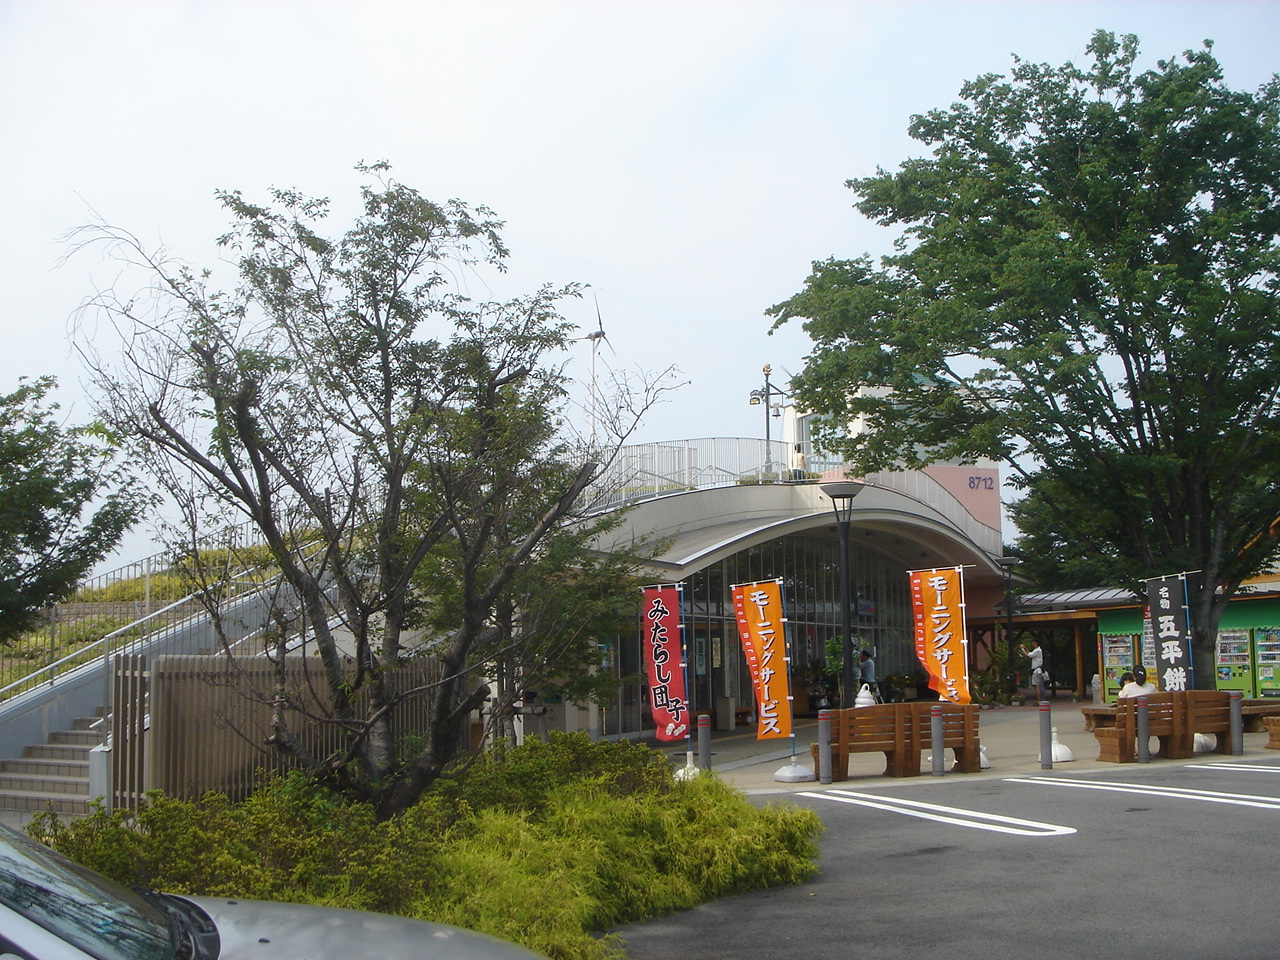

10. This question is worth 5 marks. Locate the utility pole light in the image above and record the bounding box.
[747,364,790,479]
[822,480,869,708]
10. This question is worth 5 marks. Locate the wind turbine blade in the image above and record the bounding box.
[592,291,615,354]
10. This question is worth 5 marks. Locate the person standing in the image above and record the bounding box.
[858,649,876,685]
[858,649,880,701]
[789,444,807,481]
[1021,639,1048,702]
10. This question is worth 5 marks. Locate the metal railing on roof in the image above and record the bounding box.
[586,437,1001,554]
[586,437,795,511]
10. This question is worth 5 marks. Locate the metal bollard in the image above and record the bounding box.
[697,714,712,770]
[931,704,944,777]
[1039,700,1053,770]
[818,709,832,785]
[1137,696,1150,763]
[1229,690,1244,756]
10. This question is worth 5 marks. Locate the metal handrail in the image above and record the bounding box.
[0,571,282,703]
[0,520,272,702]
[585,437,1000,553]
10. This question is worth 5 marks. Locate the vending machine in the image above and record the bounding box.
[1215,629,1256,698]
[1099,633,1139,701]
[1256,628,1280,698]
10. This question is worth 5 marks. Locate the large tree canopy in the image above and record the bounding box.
[769,32,1280,687]
[0,377,147,643]
[76,164,670,817]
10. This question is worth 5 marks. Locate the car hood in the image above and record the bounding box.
[182,896,547,960]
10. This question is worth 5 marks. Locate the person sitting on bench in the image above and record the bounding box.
[1119,665,1156,698]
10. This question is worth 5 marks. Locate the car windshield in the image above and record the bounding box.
[0,824,173,960]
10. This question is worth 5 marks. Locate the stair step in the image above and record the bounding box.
[0,789,90,815]
[25,743,92,762]
[50,729,100,747]
[0,757,89,779]
[72,716,104,732]
[0,773,88,795]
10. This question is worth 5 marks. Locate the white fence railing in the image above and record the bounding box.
[588,437,795,511]
[587,437,1000,554]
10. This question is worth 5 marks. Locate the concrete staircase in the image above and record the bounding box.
[0,718,97,816]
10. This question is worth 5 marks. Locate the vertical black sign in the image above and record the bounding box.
[1146,574,1194,690]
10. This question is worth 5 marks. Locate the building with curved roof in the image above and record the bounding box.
[552,438,1013,739]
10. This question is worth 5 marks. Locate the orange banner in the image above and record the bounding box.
[731,579,793,740]
[909,567,971,705]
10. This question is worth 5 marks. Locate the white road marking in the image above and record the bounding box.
[797,789,1076,836]
[1005,776,1280,809]
[1187,762,1280,774]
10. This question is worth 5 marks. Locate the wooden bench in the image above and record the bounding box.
[809,702,980,779]
[1088,697,1280,733]
[1081,705,1116,732]
[1093,691,1236,762]
[1177,690,1234,757]
[1094,694,1178,762]
[1262,716,1280,750]
[1241,699,1280,733]
[918,701,983,774]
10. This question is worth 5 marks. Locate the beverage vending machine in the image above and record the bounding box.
[1256,628,1280,698]
[1099,633,1139,701]
[1215,629,1256,697]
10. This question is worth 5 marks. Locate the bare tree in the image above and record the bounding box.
[73,164,673,817]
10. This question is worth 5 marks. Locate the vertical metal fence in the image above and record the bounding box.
[112,653,445,807]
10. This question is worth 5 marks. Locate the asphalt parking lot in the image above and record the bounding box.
[618,701,1280,960]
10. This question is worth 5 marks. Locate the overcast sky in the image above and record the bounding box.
[3,1,1278,564]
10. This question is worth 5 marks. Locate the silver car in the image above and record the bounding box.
[0,823,548,959]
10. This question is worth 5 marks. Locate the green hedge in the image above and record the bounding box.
[30,733,822,960]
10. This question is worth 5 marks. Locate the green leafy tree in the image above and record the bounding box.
[1006,477,1136,591]
[769,32,1280,688]
[76,164,673,817]
[420,510,652,748]
[0,377,148,642]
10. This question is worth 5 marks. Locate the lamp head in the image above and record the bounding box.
[820,480,868,523]
[820,480,868,502]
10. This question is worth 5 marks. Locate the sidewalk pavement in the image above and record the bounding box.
[657,698,1278,794]
[4,700,1271,832]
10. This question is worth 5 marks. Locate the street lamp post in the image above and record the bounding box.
[748,364,790,479]
[822,480,868,708]
[996,556,1018,700]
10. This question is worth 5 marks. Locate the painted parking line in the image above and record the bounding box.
[1186,762,1280,774]
[797,789,1076,837]
[1005,776,1280,810]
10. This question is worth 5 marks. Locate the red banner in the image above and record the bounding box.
[909,567,971,705]
[731,579,793,740]
[642,585,689,740]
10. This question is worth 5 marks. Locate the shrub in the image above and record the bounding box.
[31,736,822,960]
[434,731,673,816]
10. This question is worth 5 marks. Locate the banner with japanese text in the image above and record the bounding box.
[731,579,793,740]
[909,567,971,704]
[641,585,689,740]
[1145,573,1194,690]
